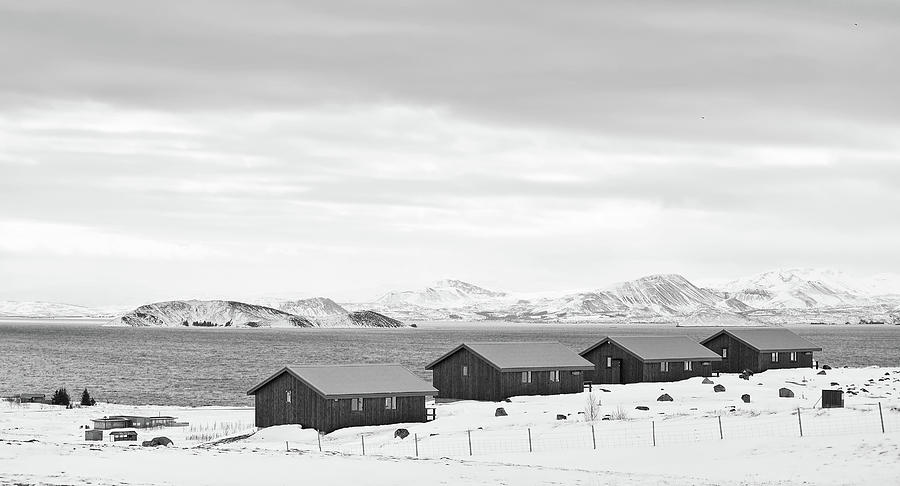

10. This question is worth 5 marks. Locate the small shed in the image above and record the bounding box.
[84,429,103,441]
[580,336,723,384]
[109,430,138,441]
[700,328,822,373]
[16,393,46,403]
[822,389,844,408]
[247,364,437,434]
[426,342,594,401]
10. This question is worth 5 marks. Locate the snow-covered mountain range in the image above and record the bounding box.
[4,268,899,325]
[105,299,404,328]
[356,269,900,325]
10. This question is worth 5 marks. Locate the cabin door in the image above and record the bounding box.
[610,359,622,384]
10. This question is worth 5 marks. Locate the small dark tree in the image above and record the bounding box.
[51,388,70,406]
[80,388,95,406]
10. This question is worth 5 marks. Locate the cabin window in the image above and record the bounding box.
[351,397,363,412]
[385,396,397,410]
[684,361,692,371]
[521,371,532,384]
[790,352,797,362]
[660,362,669,372]
[721,348,727,358]
[771,352,778,362]
[572,370,581,376]
[606,357,612,368]
[285,390,291,403]
[462,365,468,377]
[549,370,560,382]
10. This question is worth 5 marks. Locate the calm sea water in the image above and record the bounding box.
[1,320,897,407]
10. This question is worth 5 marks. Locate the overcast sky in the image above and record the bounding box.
[2,1,899,306]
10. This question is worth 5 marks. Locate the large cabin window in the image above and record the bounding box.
[771,352,779,362]
[606,357,612,368]
[521,371,532,384]
[660,362,669,372]
[684,361,692,371]
[549,370,560,382]
[462,365,468,377]
[385,396,397,410]
[790,352,797,362]
[285,390,291,403]
[351,397,364,412]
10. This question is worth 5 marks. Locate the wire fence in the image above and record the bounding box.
[310,402,898,458]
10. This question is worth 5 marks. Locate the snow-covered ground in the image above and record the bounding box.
[2,366,899,485]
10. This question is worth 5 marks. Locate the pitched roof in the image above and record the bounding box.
[246,364,437,398]
[581,336,723,362]
[425,342,595,372]
[700,328,822,352]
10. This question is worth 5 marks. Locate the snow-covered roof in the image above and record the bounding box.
[425,342,594,372]
[247,364,437,398]
[581,336,723,362]
[700,328,822,352]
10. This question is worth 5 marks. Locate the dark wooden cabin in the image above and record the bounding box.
[425,342,594,401]
[580,336,723,384]
[700,328,822,373]
[247,364,437,434]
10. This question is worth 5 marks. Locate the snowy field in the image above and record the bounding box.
[2,366,899,485]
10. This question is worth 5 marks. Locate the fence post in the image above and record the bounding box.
[414,433,419,457]
[591,424,596,450]
[879,402,885,434]
[467,430,473,456]
[528,428,533,452]
[361,435,366,455]
[651,421,656,447]
[797,408,803,437]
[718,416,723,440]
[317,433,322,452]
[285,441,289,452]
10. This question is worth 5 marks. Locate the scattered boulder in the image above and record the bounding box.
[599,388,611,393]
[504,399,512,403]
[830,382,840,386]
[556,414,567,420]
[141,437,173,447]
[822,365,832,370]
[741,369,755,377]
[657,393,673,402]
[635,406,650,411]
[713,384,726,393]
[394,428,409,439]
[779,388,794,398]
[739,373,749,380]
[817,370,827,375]
[741,394,751,403]
[495,407,507,417]
[861,388,869,393]
[702,378,714,385]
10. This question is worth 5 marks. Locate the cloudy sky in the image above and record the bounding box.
[1,1,899,306]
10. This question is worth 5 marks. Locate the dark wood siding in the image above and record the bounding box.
[431,348,584,401]
[253,371,428,434]
[431,347,502,401]
[703,333,815,373]
[582,342,642,384]
[583,342,714,384]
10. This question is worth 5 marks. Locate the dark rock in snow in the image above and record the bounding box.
[495,408,507,417]
[556,414,567,420]
[830,382,840,386]
[635,406,650,411]
[394,429,409,439]
[702,378,714,385]
[741,369,755,376]
[779,388,794,398]
[142,437,173,447]
[657,394,673,402]
[713,384,726,393]
[599,388,611,393]
[741,394,751,403]
[817,371,827,375]
[822,365,832,370]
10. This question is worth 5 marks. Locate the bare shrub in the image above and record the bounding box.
[583,393,602,422]
[610,405,629,421]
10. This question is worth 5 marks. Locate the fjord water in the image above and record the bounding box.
[1,320,897,407]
